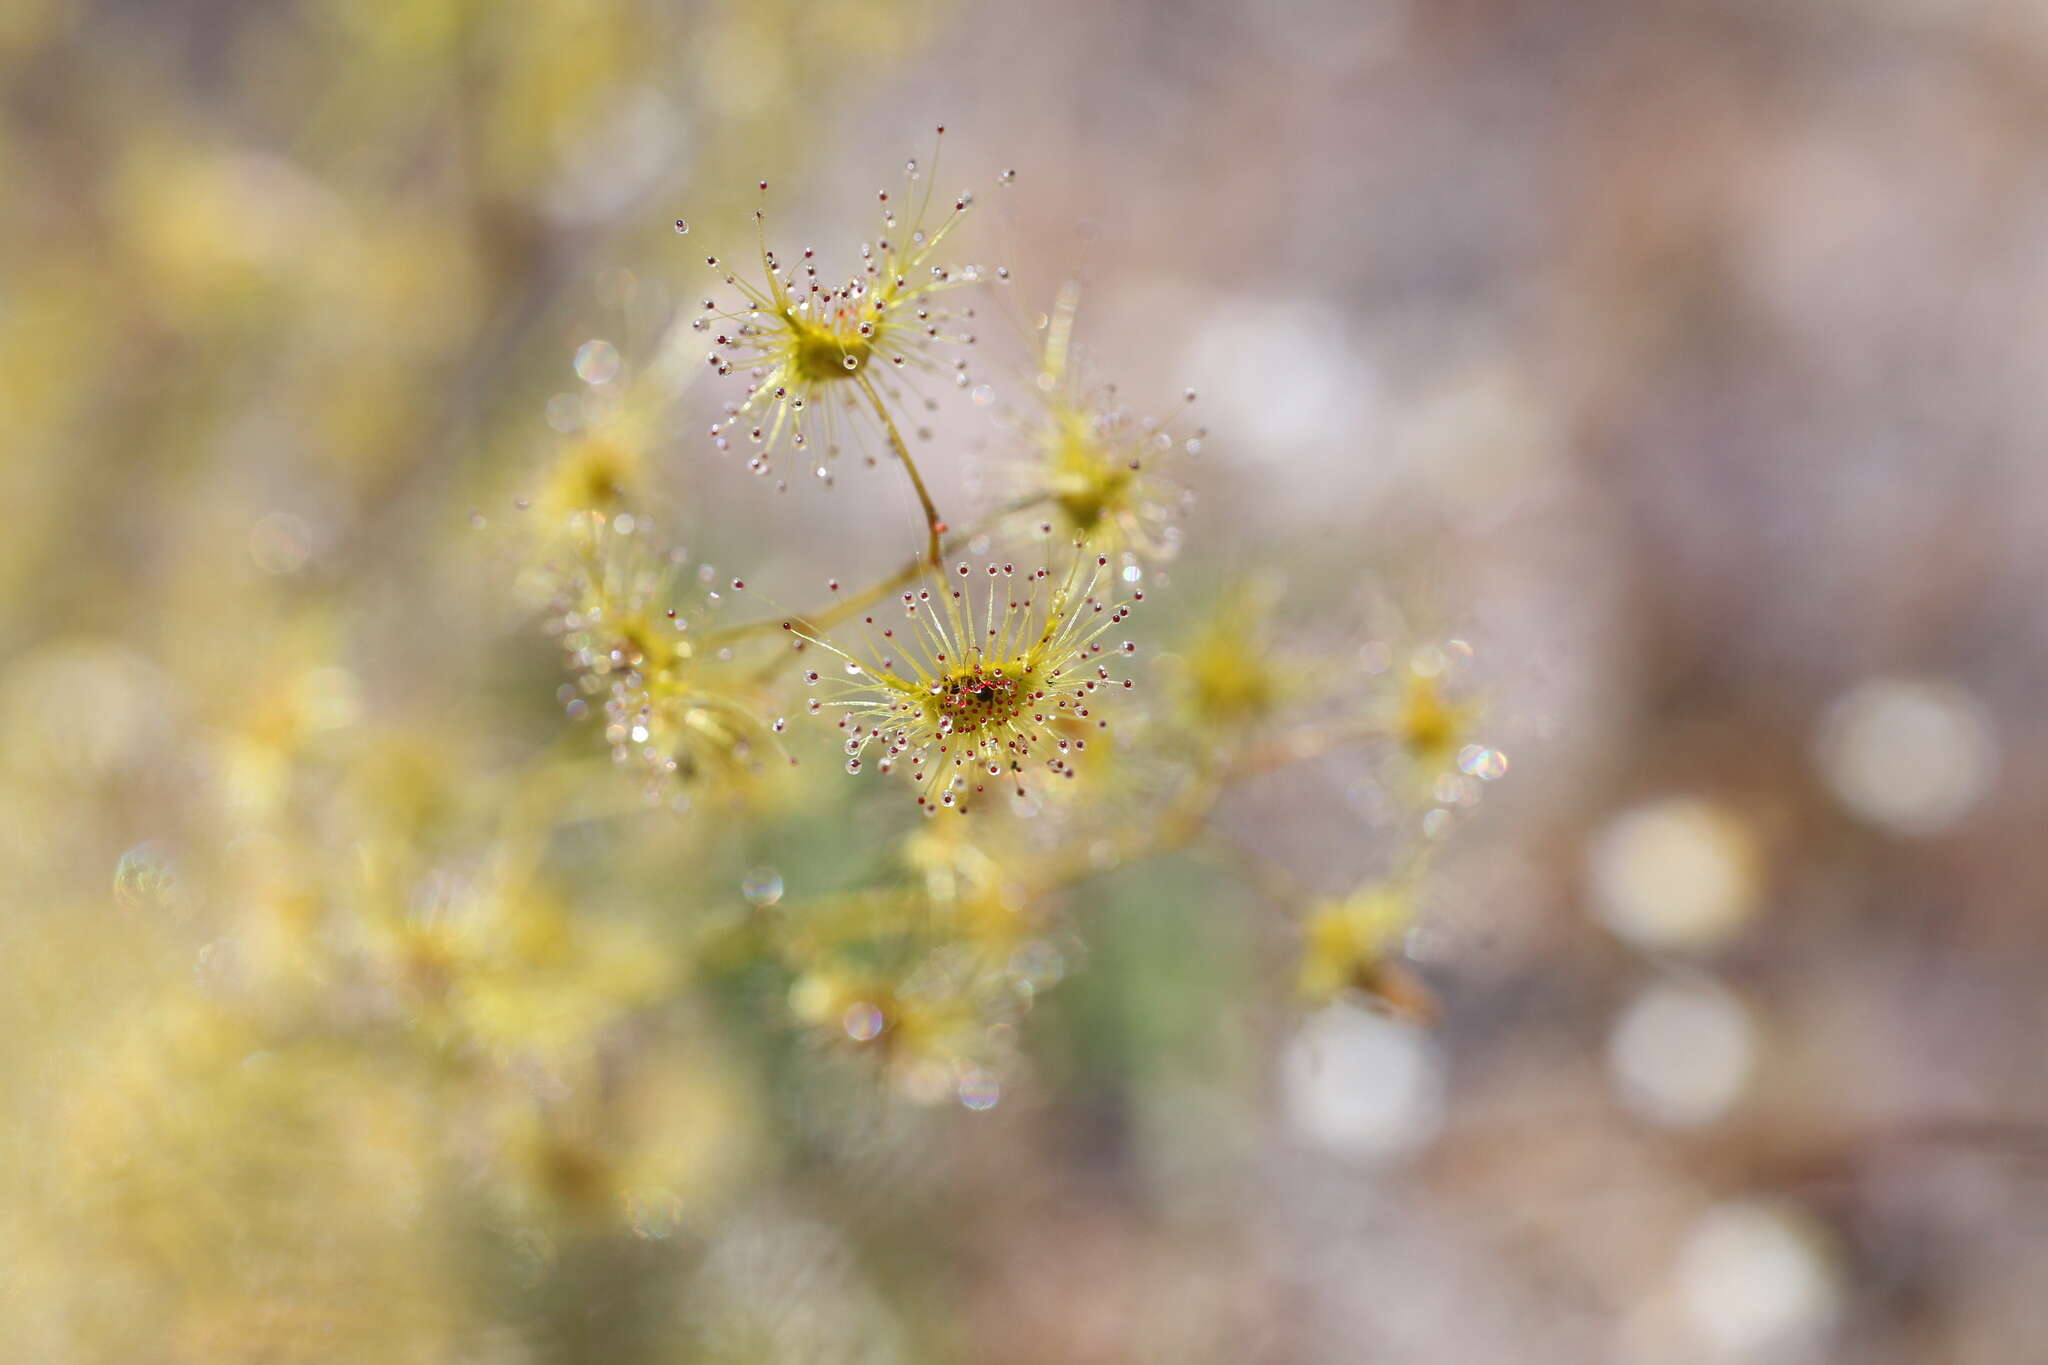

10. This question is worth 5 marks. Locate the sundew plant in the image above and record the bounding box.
[525,133,1506,1097]
[0,27,1503,1346]
[23,3,2048,1358]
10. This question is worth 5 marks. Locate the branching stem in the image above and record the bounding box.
[704,495,1051,655]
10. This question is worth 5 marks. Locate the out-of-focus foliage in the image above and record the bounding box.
[7,0,2048,1361]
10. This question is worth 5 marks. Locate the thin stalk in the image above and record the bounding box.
[703,495,1051,650]
[857,373,945,568]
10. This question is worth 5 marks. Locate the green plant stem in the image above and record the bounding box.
[704,495,1051,652]
[858,373,945,569]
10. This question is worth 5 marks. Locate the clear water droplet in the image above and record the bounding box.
[114,842,182,914]
[843,1002,886,1041]
[741,866,784,907]
[957,1067,1002,1110]
[574,339,621,385]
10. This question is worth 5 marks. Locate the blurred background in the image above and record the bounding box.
[4,0,2047,1360]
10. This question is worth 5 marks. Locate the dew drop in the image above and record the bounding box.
[544,393,582,432]
[843,1002,885,1041]
[957,1067,1002,1111]
[1457,745,1510,781]
[113,842,181,914]
[741,866,784,907]
[574,339,622,385]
